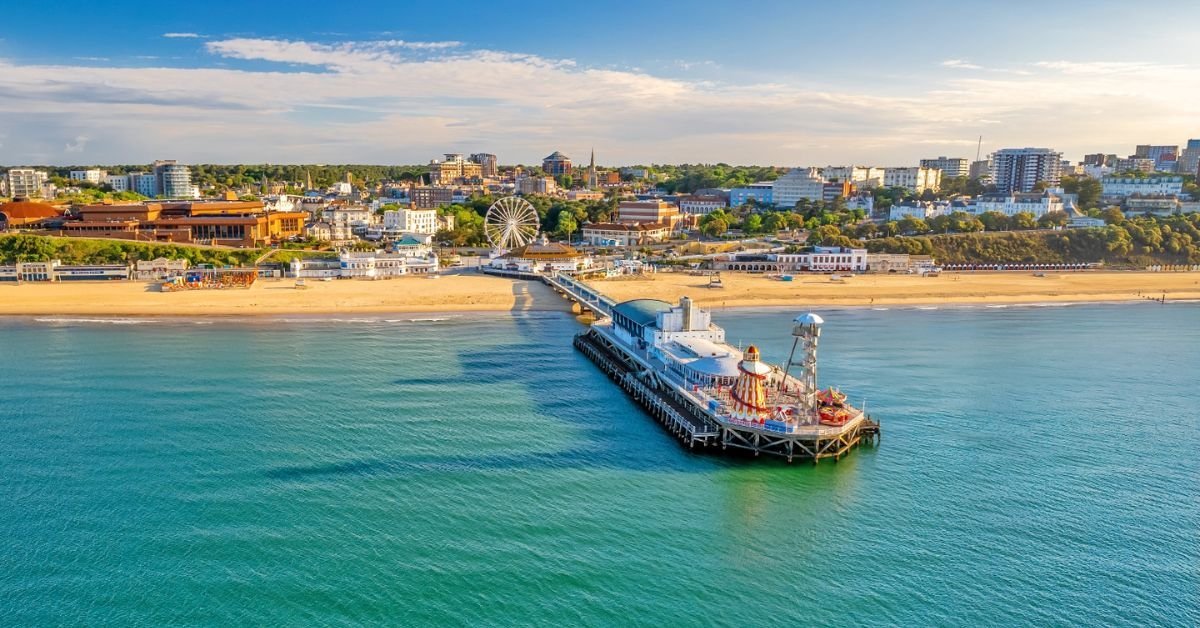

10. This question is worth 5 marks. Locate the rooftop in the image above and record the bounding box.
[502,242,585,260]
[0,199,63,221]
[613,298,673,327]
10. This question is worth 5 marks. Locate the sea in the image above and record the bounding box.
[1,304,1197,626]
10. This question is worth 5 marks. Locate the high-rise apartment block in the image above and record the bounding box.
[152,160,192,198]
[989,148,1062,193]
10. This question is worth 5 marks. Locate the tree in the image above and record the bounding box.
[1061,175,1102,210]
[1038,210,1069,228]
[556,212,578,240]
[1013,212,1038,230]
[743,214,763,234]
[978,211,1010,232]
[701,218,728,238]
[1102,206,1125,225]
[897,215,928,235]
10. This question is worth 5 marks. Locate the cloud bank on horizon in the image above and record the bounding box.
[0,35,1197,166]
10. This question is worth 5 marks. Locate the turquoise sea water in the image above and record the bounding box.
[1,304,1197,626]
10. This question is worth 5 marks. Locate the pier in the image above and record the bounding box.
[491,267,880,463]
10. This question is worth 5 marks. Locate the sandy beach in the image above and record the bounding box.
[0,273,572,316]
[0,271,1197,317]
[593,271,1200,308]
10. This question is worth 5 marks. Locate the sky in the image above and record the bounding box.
[1,0,1198,167]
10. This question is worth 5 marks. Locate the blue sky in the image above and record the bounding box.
[1,0,1198,165]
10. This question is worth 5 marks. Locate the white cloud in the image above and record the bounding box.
[0,41,1196,165]
[941,59,983,70]
[162,32,204,39]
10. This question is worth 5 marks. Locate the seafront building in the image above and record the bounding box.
[581,222,672,246]
[968,191,1064,217]
[488,240,594,274]
[63,199,306,247]
[715,245,868,272]
[0,199,65,229]
[0,260,130,281]
[1100,175,1184,199]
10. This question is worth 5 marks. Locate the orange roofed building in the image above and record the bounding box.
[62,200,307,247]
[0,199,65,229]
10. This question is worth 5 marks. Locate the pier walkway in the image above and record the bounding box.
[543,272,615,318]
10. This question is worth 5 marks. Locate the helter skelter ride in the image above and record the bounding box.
[485,196,540,250]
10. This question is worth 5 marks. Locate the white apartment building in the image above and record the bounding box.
[105,174,131,192]
[773,168,826,207]
[822,166,885,188]
[990,148,1063,193]
[919,157,970,178]
[889,201,950,221]
[883,167,942,193]
[69,169,107,184]
[1100,176,1184,199]
[382,208,438,234]
[6,169,49,198]
[969,192,1064,217]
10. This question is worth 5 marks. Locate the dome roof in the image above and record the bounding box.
[0,200,62,221]
[543,151,570,161]
[794,313,824,325]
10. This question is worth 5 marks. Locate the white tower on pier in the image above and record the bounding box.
[783,313,823,419]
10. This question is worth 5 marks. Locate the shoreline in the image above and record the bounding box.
[0,270,1197,317]
[0,298,1192,326]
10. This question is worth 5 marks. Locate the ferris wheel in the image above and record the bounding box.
[485,196,540,249]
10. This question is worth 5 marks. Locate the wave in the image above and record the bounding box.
[33,317,154,325]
